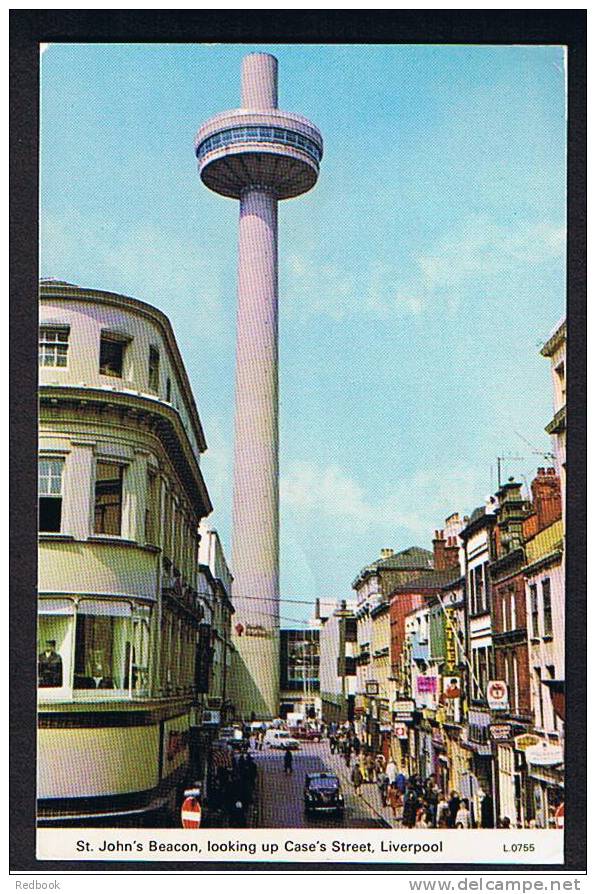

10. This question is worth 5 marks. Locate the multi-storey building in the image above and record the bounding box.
[523,469,565,827]
[279,628,320,719]
[198,526,235,723]
[353,547,433,748]
[318,601,357,725]
[489,479,534,827]
[541,320,566,495]
[37,280,212,825]
[459,503,498,824]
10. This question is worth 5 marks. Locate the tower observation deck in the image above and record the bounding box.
[196,53,323,719]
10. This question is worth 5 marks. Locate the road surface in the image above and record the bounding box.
[250,740,388,828]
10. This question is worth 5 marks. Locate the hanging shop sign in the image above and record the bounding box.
[487,679,509,711]
[443,607,458,673]
[394,722,409,739]
[490,723,512,740]
[513,733,541,753]
[393,698,415,714]
[416,675,437,694]
[525,742,564,767]
[442,675,461,699]
[365,680,379,696]
[245,624,271,638]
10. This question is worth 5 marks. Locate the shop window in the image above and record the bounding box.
[39,457,64,532]
[73,607,149,692]
[39,325,69,367]
[38,614,71,687]
[99,333,128,377]
[148,345,160,392]
[94,461,124,535]
[542,578,553,637]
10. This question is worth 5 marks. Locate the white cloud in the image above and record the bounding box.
[282,218,565,323]
[281,459,488,541]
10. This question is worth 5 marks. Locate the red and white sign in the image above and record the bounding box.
[487,679,509,711]
[181,796,202,829]
[394,722,409,739]
[554,803,564,829]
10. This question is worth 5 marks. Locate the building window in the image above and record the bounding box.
[501,594,509,632]
[148,345,160,392]
[99,333,127,377]
[534,667,544,729]
[542,578,553,637]
[510,588,516,631]
[530,584,540,638]
[145,469,158,545]
[166,377,172,402]
[39,457,64,532]
[39,326,69,367]
[94,461,124,535]
[474,565,484,613]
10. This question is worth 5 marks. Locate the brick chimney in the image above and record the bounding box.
[530,467,562,532]
[380,548,394,559]
[432,530,459,571]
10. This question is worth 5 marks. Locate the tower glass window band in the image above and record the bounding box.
[196,125,322,165]
[39,457,64,532]
[39,326,69,367]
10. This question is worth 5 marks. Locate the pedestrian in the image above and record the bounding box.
[377,769,389,807]
[351,762,364,796]
[353,735,361,757]
[415,802,430,828]
[283,746,293,775]
[448,790,461,829]
[402,787,419,829]
[455,798,472,829]
[385,758,398,786]
[228,798,247,827]
[343,741,352,769]
[375,753,386,777]
[436,794,450,828]
[480,791,495,829]
[395,771,406,794]
[387,783,403,821]
[329,734,337,755]
[365,753,376,782]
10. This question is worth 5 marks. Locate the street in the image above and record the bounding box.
[250,740,389,828]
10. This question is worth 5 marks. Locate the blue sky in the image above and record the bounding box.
[40,43,566,625]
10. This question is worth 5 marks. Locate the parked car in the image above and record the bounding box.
[304,772,344,817]
[264,730,300,750]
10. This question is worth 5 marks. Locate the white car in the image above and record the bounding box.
[264,730,300,750]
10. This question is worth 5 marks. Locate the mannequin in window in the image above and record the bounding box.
[38,640,63,687]
[88,649,114,689]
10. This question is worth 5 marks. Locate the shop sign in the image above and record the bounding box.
[379,708,391,724]
[525,742,564,767]
[444,606,458,672]
[394,722,409,739]
[431,728,445,747]
[442,675,461,699]
[514,733,541,752]
[365,680,379,696]
[245,624,270,638]
[379,724,392,733]
[393,698,415,714]
[490,723,512,740]
[417,675,437,694]
[487,679,509,711]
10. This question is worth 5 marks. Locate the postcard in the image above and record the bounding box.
[9,9,586,877]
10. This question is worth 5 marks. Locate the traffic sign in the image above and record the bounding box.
[181,795,202,828]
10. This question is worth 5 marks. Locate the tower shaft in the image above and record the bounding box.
[232,187,280,719]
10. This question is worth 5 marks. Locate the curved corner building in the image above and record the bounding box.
[195,53,323,719]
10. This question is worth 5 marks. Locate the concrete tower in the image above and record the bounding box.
[196,54,323,718]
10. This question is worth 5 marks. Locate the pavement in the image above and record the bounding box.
[249,739,397,829]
